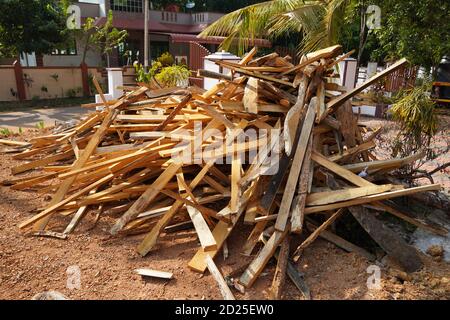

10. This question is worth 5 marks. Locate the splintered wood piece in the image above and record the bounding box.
[290,134,313,234]
[243,77,259,114]
[239,227,289,288]
[269,236,289,300]
[230,150,242,213]
[284,75,309,155]
[275,98,316,232]
[188,182,256,273]
[176,172,217,251]
[205,255,235,300]
[29,231,68,240]
[293,209,345,262]
[281,45,343,75]
[135,268,174,279]
[63,188,98,234]
[239,47,258,65]
[306,184,393,206]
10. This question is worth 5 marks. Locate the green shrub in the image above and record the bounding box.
[389,80,438,174]
[157,52,175,67]
[155,65,190,87]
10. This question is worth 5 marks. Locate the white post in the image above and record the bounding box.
[95,68,124,110]
[107,68,124,99]
[203,51,241,90]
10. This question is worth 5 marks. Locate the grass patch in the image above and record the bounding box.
[0,96,94,112]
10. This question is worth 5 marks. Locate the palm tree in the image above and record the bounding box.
[200,0,370,67]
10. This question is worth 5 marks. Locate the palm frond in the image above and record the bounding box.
[200,0,309,54]
[201,0,356,56]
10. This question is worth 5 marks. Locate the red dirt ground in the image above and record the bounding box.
[0,120,449,300]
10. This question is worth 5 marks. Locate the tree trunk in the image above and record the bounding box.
[356,1,368,77]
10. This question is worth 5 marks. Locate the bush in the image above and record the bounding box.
[155,65,190,87]
[134,52,189,87]
[157,52,174,67]
[389,80,438,174]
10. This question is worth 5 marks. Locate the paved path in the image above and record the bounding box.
[0,106,87,132]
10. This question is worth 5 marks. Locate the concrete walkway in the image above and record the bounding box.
[0,106,88,132]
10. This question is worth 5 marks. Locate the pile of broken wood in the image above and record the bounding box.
[1,45,447,300]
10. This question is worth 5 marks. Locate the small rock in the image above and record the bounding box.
[426,245,444,258]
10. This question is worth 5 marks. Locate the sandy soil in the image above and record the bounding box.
[0,123,449,301]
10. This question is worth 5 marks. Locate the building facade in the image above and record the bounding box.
[42,0,227,67]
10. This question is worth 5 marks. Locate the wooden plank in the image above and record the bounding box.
[63,188,98,234]
[230,150,242,213]
[275,99,316,232]
[19,173,114,229]
[154,94,191,132]
[305,184,441,214]
[281,45,342,75]
[269,236,289,300]
[0,139,30,147]
[12,151,74,175]
[290,135,312,233]
[311,151,373,187]
[325,58,408,114]
[188,182,256,273]
[137,120,241,256]
[372,201,448,236]
[109,162,181,235]
[328,140,376,163]
[33,87,147,231]
[243,77,259,114]
[216,61,294,87]
[239,227,289,288]
[177,173,217,251]
[205,255,235,300]
[306,184,393,206]
[135,268,173,280]
[284,75,309,155]
[239,47,258,65]
[342,152,424,173]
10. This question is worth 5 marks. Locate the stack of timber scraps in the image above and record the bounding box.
[2,45,446,300]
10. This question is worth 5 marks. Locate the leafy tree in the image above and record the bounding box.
[0,0,69,56]
[371,0,450,72]
[76,10,128,67]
